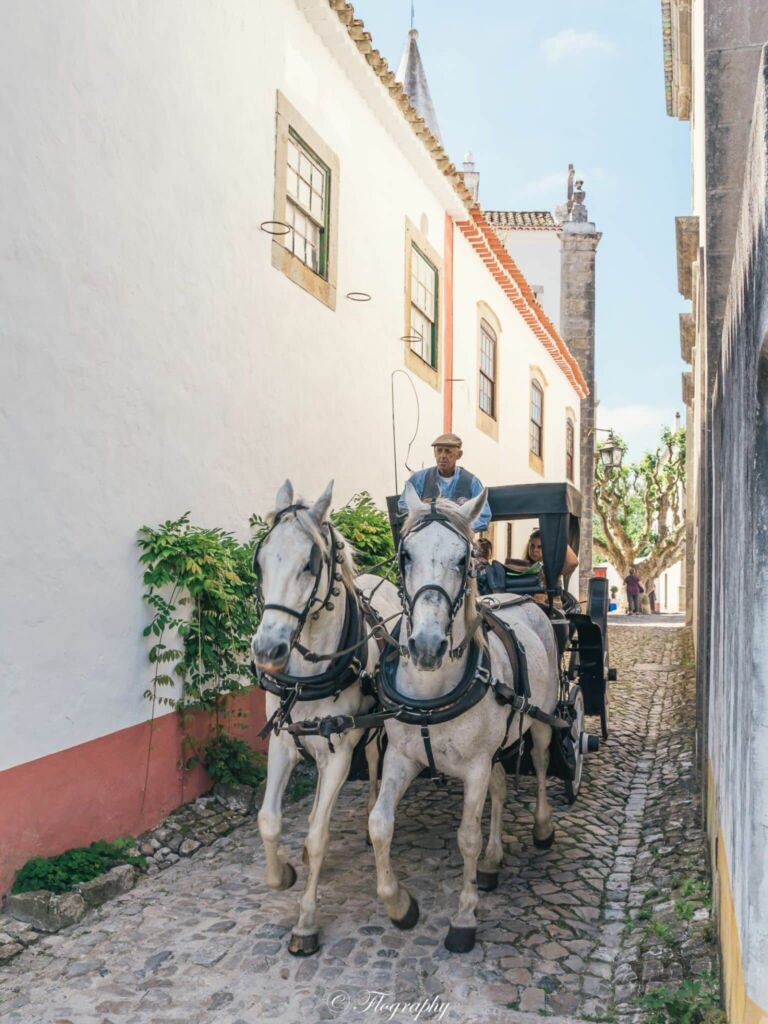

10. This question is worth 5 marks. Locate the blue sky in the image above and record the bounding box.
[354,0,691,459]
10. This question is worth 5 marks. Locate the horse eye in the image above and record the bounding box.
[402,550,411,564]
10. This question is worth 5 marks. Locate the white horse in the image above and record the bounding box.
[368,485,560,952]
[251,480,399,956]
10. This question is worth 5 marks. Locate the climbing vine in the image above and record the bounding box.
[138,493,393,712]
[138,514,263,712]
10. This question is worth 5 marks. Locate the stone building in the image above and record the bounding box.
[661,1,768,1020]
[0,1,586,893]
[487,173,601,593]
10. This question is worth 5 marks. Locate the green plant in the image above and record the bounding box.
[138,514,259,711]
[200,731,267,788]
[13,838,145,895]
[675,899,695,921]
[640,975,723,1024]
[637,906,652,921]
[645,919,674,944]
[330,492,396,578]
[644,886,661,901]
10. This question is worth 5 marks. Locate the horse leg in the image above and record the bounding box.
[477,761,506,891]
[302,766,323,866]
[364,731,381,845]
[530,720,555,848]
[368,748,421,929]
[257,733,300,890]
[288,746,352,956]
[445,763,491,953]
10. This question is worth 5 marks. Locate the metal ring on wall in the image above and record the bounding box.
[346,292,372,302]
[260,220,292,236]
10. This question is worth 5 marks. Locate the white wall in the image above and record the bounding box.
[0,0,581,771]
[494,229,562,330]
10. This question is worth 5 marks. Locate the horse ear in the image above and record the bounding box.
[459,488,488,527]
[403,480,426,514]
[309,480,334,523]
[275,479,294,514]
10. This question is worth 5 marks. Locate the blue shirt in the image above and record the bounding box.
[398,467,492,532]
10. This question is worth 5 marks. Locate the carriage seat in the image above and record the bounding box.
[481,560,541,596]
[478,561,571,661]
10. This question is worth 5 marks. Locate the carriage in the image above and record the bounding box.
[386,481,616,802]
[252,478,617,954]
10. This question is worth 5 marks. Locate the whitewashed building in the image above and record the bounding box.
[0,0,586,891]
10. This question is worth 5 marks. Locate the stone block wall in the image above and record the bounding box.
[706,44,768,1023]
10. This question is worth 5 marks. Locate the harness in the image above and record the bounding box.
[277,506,568,777]
[251,505,381,756]
[397,502,474,660]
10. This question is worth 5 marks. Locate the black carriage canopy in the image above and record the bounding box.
[386,482,582,597]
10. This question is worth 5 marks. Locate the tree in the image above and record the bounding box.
[593,427,686,592]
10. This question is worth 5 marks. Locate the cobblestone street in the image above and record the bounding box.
[0,621,715,1024]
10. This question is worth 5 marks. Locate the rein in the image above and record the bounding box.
[252,506,384,747]
[398,503,475,660]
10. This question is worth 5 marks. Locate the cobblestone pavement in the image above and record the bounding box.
[0,623,715,1024]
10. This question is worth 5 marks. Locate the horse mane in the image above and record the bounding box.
[266,502,358,591]
[401,498,484,647]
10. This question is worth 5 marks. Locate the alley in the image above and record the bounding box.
[0,622,715,1024]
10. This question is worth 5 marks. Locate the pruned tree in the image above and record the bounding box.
[593,427,686,592]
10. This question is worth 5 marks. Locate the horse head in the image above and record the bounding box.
[250,479,336,674]
[399,482,488,671]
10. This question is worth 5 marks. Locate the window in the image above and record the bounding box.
[479,320,496,418]
[404,219,442,389]
[409,244,438,368]
[272,91,339,310]
[284,132,330,277]
[566,418,575,481]
[530,381,544,457]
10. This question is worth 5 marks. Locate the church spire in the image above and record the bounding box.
[396,24,442,143]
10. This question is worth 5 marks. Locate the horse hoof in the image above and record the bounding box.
[533,830,555,850]
[444,925,476,953]
[288,932,319,957]
[278,862,297,890]
[302,846,309,866]
[476,868,499,891]
[391,895,420,931]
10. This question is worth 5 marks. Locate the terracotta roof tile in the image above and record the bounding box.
[485,210,558,230]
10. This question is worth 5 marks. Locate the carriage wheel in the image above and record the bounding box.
[564,685,585,804]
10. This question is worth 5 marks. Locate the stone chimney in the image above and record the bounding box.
[558,166,602,600]
[462,153,480,203]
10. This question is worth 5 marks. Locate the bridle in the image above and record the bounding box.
[252,503,344,644]
[397,503,475,660]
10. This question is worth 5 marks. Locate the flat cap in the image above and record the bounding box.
[432,432,462,448]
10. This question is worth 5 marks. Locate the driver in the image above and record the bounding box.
[398,432,491,533]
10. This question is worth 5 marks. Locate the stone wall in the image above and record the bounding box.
[559,224,600,598]
[707,44,768,1021]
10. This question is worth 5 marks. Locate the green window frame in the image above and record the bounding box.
[410,243,438,369]
[284,129,331,279]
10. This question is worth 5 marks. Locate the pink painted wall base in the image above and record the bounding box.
[0,690,267,896]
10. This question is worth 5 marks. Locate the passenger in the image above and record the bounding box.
[522,529,579,610]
